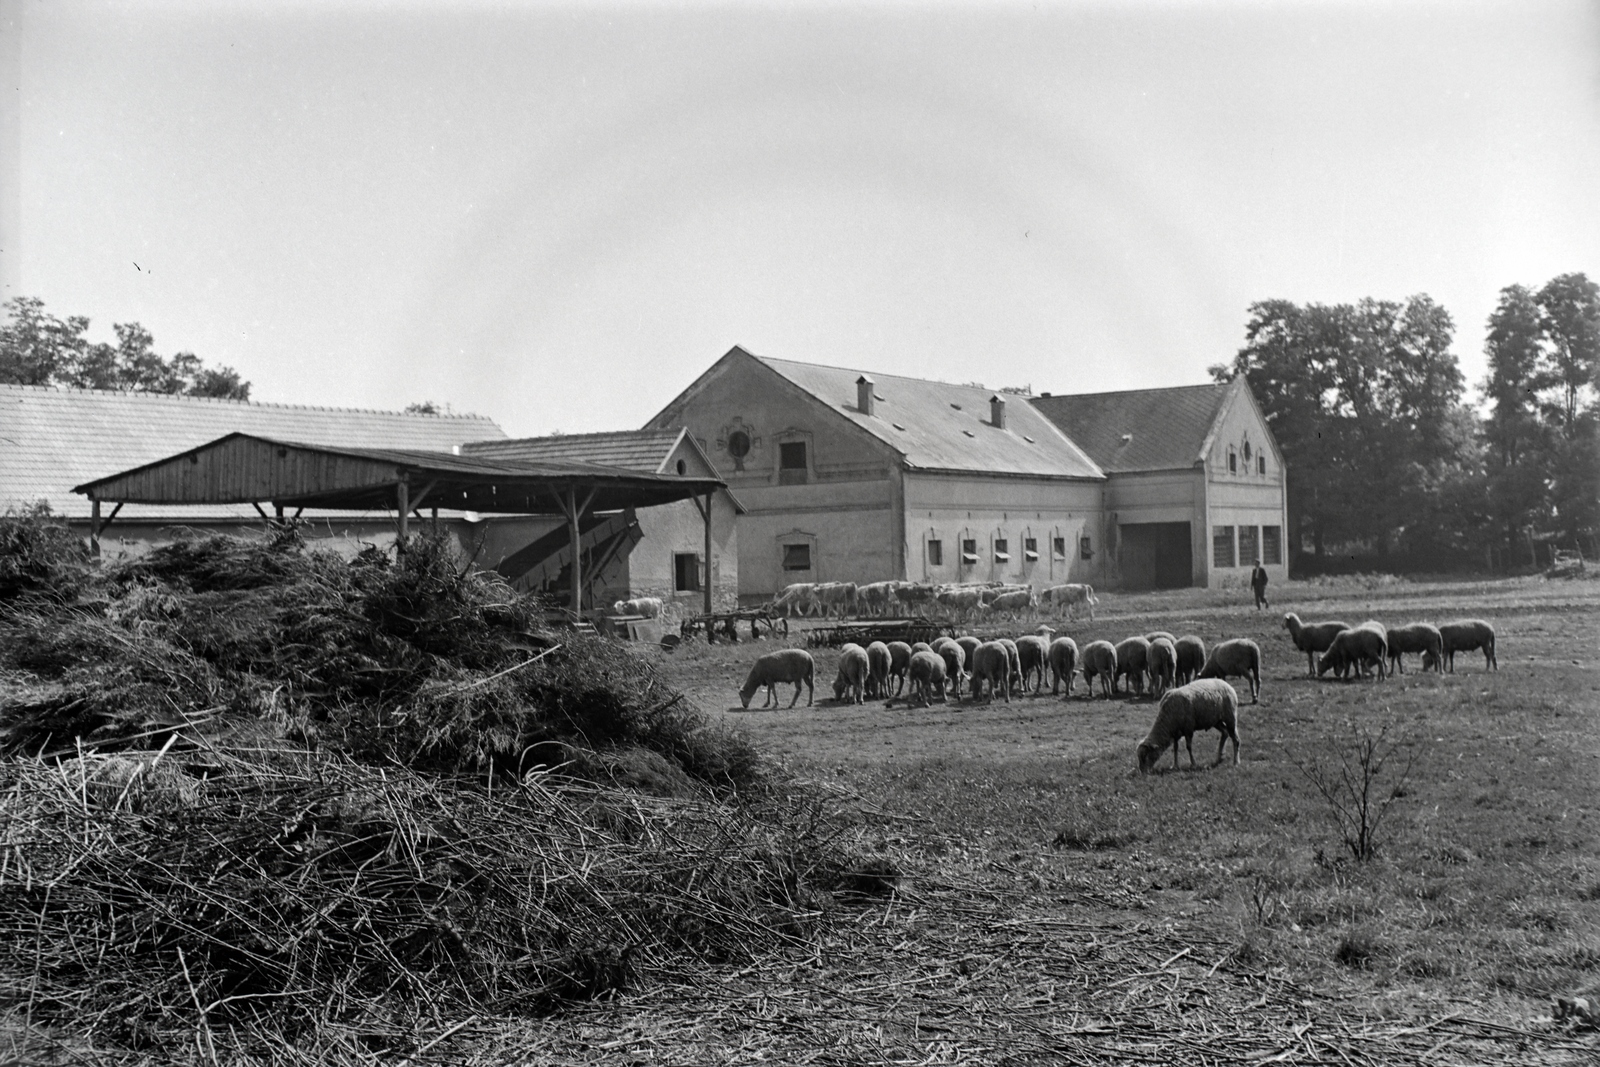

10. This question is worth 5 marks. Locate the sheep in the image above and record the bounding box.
[1137,679,1241,774]
[1385,623,1444,674]
[954,635,982,673]
[1016,634,1050,693]
[1426,619,1498,673]
[1147,637,1177,697]
[906,649,949,707]
[997,637,1023,691]
[1282,613,1351,677]
[911,641,933,654]
[932,636,967,699]
[1114,636,1151,697]
[1145,630,1177,646]
[865,641,892,699]
[1080,639,1118,698]
[979,583,1030,605]
[1042,583,1097,620]
[1047,636,1078,696]
[885,640,913,695]
[739,649,815,709]
[936,586,983,618]
[970,641,1012,703]
[1316,627,1387,681]
[1198,638,1262,703]
[832,643,871,704]
[1174,635,1206,686]
[612,597,663,618]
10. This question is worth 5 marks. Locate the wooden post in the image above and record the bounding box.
[567,487,582,618]
[431,506,439,537]
[703,491,714,621]
[90,498,101,557]
[396,480,410,560]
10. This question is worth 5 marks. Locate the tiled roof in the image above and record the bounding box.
[753,354,1104,480]
[0,384,506,518]
[462,429,684,473]
[1028,383,1231,473]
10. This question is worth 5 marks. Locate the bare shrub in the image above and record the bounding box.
[1295,721,1418,862]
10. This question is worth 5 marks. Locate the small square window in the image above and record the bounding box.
[961,538,978,564]
[1239,525,1259,565]
[1079,535,1093,560]
[1227,448,1237,474]
[778,441,808,485]
[1258,454,1266,475]
[1053,536,1067,560]
[782,543,811,571]
[674,552,702,591]
[1023,536,1038,561]
[1213,526,1236,569]
[993,537,1010,562]
[927,539,943,567]
[1262,526,1282,565]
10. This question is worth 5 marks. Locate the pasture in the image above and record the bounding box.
[516,575,1600,1064]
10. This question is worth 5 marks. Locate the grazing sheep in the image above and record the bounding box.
[1145,630,1177,646]
[865,641,892,699]
[1016,634,1050,693]
[1428,619,1498,673]
[932,637,967,699]
[1137,679,1241,774]
[1080,639,1118,698]
[739,649,815,709]
[1114,636,1151,697]
[612,597,664,619]
[1198,638,1262,703]
[1147,637,1177,697]
[1042,583,1098,620]
[885,640,913,695]
[1174,635,1206,686]
[1048,636,1078,696]
[832,643,871,704]
[1385,623,1444,674]
[1282,613,1351,677]
[997,638,1023,691]
[911,641,933,654]
[970,641,1012,703]
[907,649,949,707]
[954,635,982,673]
[1317,628,1387,681]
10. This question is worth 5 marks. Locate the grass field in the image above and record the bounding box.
[504,575,1600,1064]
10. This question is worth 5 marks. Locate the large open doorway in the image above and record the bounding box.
[1118,522,1193,590]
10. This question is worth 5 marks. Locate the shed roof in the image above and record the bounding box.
[462,428,686,473]
[0,384,505,519]
[741,351,1104,480]
[1028,382,1233,473]
[74,433,724,515]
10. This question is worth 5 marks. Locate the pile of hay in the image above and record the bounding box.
[0,516,860,1059]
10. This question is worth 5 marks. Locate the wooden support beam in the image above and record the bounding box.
[274,503,284,519]
[89,500,124,557]
[396,480,410,558]
[252,502,270,521]
[409,478,439,514]
[702,491,713,624]
[562,485,598,619]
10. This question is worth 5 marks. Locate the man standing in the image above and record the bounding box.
[1250,558,1269,611]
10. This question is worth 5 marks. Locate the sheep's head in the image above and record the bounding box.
[1136,742,1162,774]
[738,685,754,709]
[832,674,848,701]
[1421,649,1440,672]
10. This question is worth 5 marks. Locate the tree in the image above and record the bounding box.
[1535,273,1600,554]
[1482,285,1551,565]
[0,297,250,400]
[404,401,441,415]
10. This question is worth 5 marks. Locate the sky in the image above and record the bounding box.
[2,0,1597,437]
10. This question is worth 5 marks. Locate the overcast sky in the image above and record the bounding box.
[2,0,1597,437]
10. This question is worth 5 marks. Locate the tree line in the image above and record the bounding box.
[0,297,250,400]
[1212,272,1599,570]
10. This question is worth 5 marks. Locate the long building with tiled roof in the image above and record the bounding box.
[649,346,1287,593]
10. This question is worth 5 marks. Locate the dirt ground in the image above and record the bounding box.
[509,574,1600,1064]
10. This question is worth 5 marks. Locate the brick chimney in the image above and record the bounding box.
[857,375,875,416]
[990,393,1006,429]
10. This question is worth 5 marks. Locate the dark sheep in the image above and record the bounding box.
[1137,679,1241,773]
[1147,637,1177,697]
[1174,635,1206,686]
[1317,627,1388,681]
[1114,636,1151,697]
[1016,634,1050,694]
[739,649,815,709]
[1048,636,1078,697]
[1425,619,1497,673]
[1198,638,1262,703]
[1282,613,1351,677]
[1080,640,1118,699]
[1386,623,1443,674]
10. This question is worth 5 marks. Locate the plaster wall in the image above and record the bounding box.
[903,472,1106,588]
[1202,391,1290,587]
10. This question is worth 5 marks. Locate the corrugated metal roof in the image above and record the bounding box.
[462,429,684,473]
[0,384,506,518]
[754,355,1104,480]
[1028,383,1231,473]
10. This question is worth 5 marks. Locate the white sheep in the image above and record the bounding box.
[1317,627,1387,681]
[906,649,949,707]
[1425,619,1498,673]
[1198,638,1262,703]
[739,649,815,709]
[1282,613,1351,677]
[612,597,663,618]
[886,640,913,696]
[997,637,1023,691]
[970,641,1011,703]
[1114,636,1151,697]
[1042,583,1098,620]
[1080,639,1117,698]
[832,643,871,704]
[1047,636,1078,697]
[1137,679,1241,774]
[1385,623,1443,674]
[931,637,967,699]
[1145,630,1177,646]
[1016,634,1049,694]
[955,634,981,669]
[936,586,983,619]
[865,640,893,699]
[1174,635,1206,686]
[1147,637,1177,697]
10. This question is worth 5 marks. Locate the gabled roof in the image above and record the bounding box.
[0,383,506,518]
[462,428,686,474]
[1028,381,1234,474]
[688,349,1104,480]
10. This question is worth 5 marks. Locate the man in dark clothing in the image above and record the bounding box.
[1250,559,1269,610]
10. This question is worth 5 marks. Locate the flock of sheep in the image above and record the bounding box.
[733,609,1500,777]
[772,580,1098,620]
